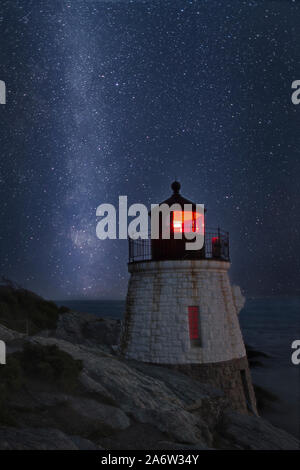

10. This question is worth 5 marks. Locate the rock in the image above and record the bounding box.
[131,408,200,444]
[100,423,168,450]
[156,440,211,450]
[129,360,225,406]
[79,372,117,406]
[26,337,185,413]
[7,389,69,412]
[218,411,299,450]
[1,286,299,451]
[68,435,102,450]
[54,311,96,345]
[82,316,121,348]
[67,397,130,436]
[128,360,227,433]
[231,285,245,314]
[246,344,270,359]
[0,324,24,342]
[253,384,279,413]
[0,427,100,450]
[2,334,298,450]
[54,311,121,349]
[25,336,215,445]
[0,284,60,334]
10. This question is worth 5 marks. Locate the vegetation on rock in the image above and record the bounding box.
[19,343,83,391]
[0,343,83,425]
[0,282,69,334]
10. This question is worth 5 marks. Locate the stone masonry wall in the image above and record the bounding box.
[120,260,246,365]
[166,357,257,415]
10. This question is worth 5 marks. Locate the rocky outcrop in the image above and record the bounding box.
[0,323,24,342]
[231,285,245,314]
[0,427,101,450]
[54,311,121,350]
[217,411,299,450]
[66,397,131,436]
[0,309,299,450]
[0,283,63,334]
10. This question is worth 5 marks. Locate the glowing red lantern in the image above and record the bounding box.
[150,181,206,261]
[172,210,204,234]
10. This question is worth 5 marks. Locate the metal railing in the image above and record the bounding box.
[128,227,229,263]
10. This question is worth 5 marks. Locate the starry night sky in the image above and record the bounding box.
[0,0,299,300]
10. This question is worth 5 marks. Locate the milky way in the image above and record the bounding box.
[0,0,299,299]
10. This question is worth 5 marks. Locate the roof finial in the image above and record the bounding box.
[171,180,181,194]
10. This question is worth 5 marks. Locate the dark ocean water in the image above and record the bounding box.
[57,297,300,439]
[239,297,300,439]
[57,299,125,320]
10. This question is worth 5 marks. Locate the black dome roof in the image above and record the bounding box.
[159,181,196,209]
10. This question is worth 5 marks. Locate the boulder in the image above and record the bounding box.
[54,311,120,349]
[156,440,211,450]
[66,397,130,436]
[0,324,24,342]
[0,427,101,450]
[231,285,245,314]
[131,408,200,445]
[218,411,299,450]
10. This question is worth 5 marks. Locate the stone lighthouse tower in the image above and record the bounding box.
[120,182,257,414]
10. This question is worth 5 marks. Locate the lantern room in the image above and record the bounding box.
[128,181,229,263]
[150,181,205,261]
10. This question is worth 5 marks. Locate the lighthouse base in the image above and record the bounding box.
[120,260,257,414]
[162,356,257,415]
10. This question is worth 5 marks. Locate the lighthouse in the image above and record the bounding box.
[120,182,257,414]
